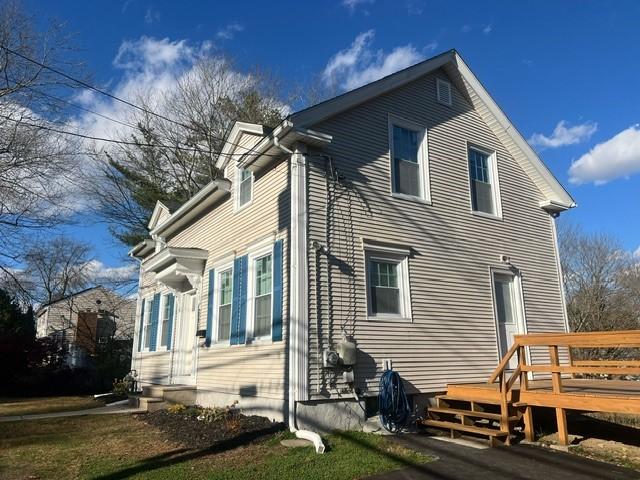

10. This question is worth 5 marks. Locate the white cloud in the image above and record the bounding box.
[483,24,492,34]
[569,125,640,185]
[84,260,137,284]
[216,23,244,40]
[144,7,160,24]
[342,0,374,12]
[529,120,597,149]
[322,30,424,91]
[634,246,640,258]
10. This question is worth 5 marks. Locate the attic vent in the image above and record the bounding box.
[436,78,452,106]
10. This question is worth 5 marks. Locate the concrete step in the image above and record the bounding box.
[128,395,168,412]
[142,384,196,403]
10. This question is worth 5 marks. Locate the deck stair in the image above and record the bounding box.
[422,330,640,447]
[422,388,521,446]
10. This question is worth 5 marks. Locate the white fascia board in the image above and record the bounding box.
[144,247,209,273]
[452,53,576,209]
[150,179,231,238]
[216,122,267,170]
[147,201,170,230]
[129,239,156,259]
[290,51,455,127]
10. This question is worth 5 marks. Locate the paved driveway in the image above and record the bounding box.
[367,434,639,480]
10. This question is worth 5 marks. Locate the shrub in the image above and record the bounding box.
[167,403,186,414]
[195,401,239,423]
[112,374,134,396]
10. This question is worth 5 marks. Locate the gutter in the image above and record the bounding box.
[283,141,325,454]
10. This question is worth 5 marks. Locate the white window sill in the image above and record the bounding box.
[137,350,171,357]
[367,315,412,323]
[234,200,252,214]
[391,192,432,205]
[471,210,502,221]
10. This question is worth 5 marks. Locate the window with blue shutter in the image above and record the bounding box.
[149,292,161,352]
[230,255,248,345]
[137,298,146,352]
[205,269,215,347]
[272,240,284,341]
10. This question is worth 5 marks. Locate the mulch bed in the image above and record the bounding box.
[138,409,285,450]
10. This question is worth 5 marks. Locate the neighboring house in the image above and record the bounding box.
[36,285,136,367]
[129,50,575,432]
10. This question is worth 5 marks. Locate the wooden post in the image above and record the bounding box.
[523,406,534,442]
[549,345,569,445]
[499,374,511,445]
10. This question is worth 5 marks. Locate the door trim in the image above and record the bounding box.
[489,266,529,367]
[170,290,198,386]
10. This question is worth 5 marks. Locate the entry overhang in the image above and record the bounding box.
[145,247,208,292]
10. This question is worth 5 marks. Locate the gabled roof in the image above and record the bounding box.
[36,285,102,315]
[290,49,576,210]
[148,201,171,230]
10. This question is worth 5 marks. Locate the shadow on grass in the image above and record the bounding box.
[92,423,285,480]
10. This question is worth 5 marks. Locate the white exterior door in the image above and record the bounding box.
[172,292,197,385]
[493,272,525,370]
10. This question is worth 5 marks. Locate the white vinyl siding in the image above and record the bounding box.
[306,68,567,398]
[388,115,430,202]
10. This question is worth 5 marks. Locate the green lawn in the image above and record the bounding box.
[0,414,430,479]
[0,396,105,417]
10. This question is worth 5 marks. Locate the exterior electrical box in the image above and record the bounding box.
[337,338,357,366]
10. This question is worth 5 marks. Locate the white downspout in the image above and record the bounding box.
[279,139,325,454]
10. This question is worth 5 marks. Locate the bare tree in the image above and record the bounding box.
[18,236,93,305]
[0,1,85,285]
[558,222,639,360]
[87,57,286,246]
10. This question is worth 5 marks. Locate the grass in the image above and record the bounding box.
[0,414,431,479]
[0,396,105,417]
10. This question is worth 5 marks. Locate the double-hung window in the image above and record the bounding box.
[160,295,171,348]
[143,297,153,350]
[468,146,501,217]
[389,116,430,202]
[236,167,253,210]
[253,253,273,339]
[365,247,412,321]
[217,268,233,342]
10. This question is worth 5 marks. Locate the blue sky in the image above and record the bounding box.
[25,0,640,272]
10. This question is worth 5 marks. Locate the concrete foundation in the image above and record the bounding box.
[195,389,286,423]
[296,398,367,433]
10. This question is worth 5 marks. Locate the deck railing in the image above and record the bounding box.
[487,330,640,445]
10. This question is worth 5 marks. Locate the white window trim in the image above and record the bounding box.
[245,242,275,344]
[489,266,529,366]
[388,114,431,204]
[211,260,234,347]
[141,295,154,352]
[436,78,452,106]
[158,293,172,351]
[234,164,254,213]
[364,248,412,323]
[466,142,503,220]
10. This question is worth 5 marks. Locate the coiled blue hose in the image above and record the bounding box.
[378,369,411,433]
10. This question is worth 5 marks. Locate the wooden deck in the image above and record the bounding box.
[425,331,640,446]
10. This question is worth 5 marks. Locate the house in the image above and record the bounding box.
[36,285,136,367]
[129,50,575,434]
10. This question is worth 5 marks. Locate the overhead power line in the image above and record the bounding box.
[1,44,284,159]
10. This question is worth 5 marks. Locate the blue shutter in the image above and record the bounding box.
[166,293,175,350]
[149,293,161,352]
[272,240,284,342]
[205,269,215,347]
[137,298,146,352]
[230,255,248,345]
